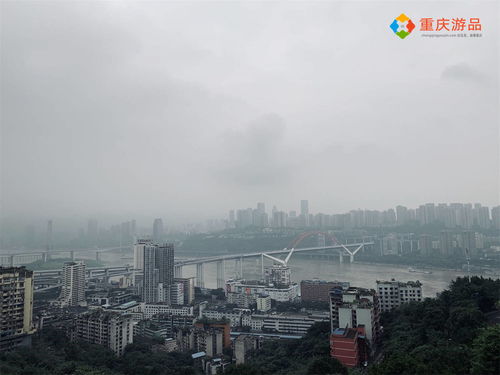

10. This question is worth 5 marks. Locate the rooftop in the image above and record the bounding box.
[340,298,375,309]
[110,301,139,310]
[0,266,33,276]
[78,309,130,321]
[301,279,349,286]
[344,287,375,296]
[332,327,358,339]
[377,279,422,287]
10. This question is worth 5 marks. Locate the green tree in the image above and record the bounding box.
[224,364,259,375]
[307,357,347,375]
[471,325,500,375]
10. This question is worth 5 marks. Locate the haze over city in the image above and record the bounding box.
[1,1,498,225]
[1,1,500,375]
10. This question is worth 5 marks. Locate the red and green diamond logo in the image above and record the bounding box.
[390,14,415,39]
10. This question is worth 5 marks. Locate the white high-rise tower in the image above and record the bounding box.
[60,261,86,306]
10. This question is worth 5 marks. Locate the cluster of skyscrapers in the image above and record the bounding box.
[228,201,500,230]
[229,200,311,229]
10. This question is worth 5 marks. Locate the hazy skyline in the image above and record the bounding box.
[1,1,499,223]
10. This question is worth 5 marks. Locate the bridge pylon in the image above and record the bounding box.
[339,244,364,263]
[174,265,183,278]
[235,257,243,279]
[216,260,225,289]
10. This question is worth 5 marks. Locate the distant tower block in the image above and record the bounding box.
[153,218,164,242]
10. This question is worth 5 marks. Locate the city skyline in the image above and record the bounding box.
[0,1,498,373]
[2,199,499,236]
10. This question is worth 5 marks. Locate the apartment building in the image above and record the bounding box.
[72,310,133,356]
[0,267,35,351]
[376,279,422,311]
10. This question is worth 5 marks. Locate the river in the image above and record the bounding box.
[177,257,483,298]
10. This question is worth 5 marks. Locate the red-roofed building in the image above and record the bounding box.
[330,326,367,368]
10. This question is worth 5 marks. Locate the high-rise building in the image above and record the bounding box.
[417,203,436,225]
[418,234,434,257]
[349,210,364,228]
[72,310,133,356]
[272,211,287,228]
[381,234,399,255]
[396,205,409,225]
[143,244,159,303]
[0,267,35,351]
[382,209,397,226]
[156,243,175,287]
[450,203,465,228]
[252,209,260,227]
[133,239,152,270]
[300,200,309,216]
[436,203,451,227]
[332,287,380,347]
[440,231,454,257]
[252,204,269,228]
[329,286,344,332]
[142,243,175,303]
[376,279,422,312]
[460,231,477,257]
[60,261,86,307]
[174,277,195,305]
[170,282,185,305]
[492,206,500,230]
[236,209,253,228]
[473,204,490,229]
[264,264,291,288]
[300,200,309,227]
[153,218,164,241]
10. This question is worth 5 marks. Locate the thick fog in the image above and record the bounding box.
[1,1,498,223]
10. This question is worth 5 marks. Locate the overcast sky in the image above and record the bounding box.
[1,1,499,222]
